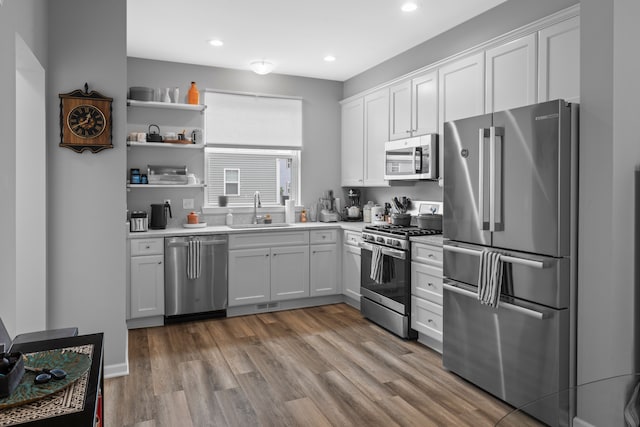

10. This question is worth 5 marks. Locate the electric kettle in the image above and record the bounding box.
[149,202,172,229]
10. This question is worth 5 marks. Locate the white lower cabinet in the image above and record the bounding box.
[228,230,343,308]
[228,239,310,307]
[271,245,310,301]
[228,248,271,306]
[310,244,338,297]
[411,296,443,344]
[129,238,164,319]
[310,229,338,297]
[410,240,443,352]
[342,230,362,307]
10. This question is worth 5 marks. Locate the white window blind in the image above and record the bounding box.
[204,91,303,148]
[205,147,300,207]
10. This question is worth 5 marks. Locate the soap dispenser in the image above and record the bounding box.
[226,209,233,225]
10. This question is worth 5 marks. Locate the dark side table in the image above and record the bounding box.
[5,333,104,427]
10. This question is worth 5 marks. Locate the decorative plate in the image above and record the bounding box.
[0,349,91,409]
[182,223,207,228]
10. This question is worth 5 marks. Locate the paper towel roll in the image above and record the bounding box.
[285,199,296,223]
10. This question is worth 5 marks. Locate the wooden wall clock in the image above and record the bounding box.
[59,83,113,153]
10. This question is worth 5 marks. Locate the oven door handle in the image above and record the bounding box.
[443,282,550,320]
[359,242,406,260]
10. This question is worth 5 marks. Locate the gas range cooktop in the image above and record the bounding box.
[362,225,441,251]
[363,224,441,238]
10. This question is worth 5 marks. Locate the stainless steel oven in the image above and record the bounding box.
[360,225,440,338]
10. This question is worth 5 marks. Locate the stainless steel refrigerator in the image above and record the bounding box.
[442,100,578,427]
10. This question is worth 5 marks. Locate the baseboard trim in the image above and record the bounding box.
[572,416,597,427]
[104,362,129,379]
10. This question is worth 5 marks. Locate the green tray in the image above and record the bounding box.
[0,349,91,409]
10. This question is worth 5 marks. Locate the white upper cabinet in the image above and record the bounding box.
[363,88,390,187]
[340,98,364,186]
[538,16,580,103]
[438,52,485,131]
[485,33,538,113]
[389,70,438,140]
[389,81,412,140]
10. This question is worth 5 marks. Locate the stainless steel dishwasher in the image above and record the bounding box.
[164,235,227,322]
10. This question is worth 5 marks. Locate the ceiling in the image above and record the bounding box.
[127,0,508,82]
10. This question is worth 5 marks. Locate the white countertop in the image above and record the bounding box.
[409,234,444,246]
[128,221,365,239]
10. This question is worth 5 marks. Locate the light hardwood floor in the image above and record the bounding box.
[105,303,526,427]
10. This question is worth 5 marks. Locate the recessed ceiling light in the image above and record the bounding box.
[208,39,224,47]
[401,2,418,12]
[324,55,336,62]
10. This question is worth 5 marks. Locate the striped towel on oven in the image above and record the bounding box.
[187,239,202,280]
[370,245,384,284]
[477,249,503,308]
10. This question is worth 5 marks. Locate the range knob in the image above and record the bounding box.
[393,240,403,248]
[376,237,385,243]
[386,238,393,245]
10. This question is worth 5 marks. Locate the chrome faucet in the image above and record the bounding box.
[253,191,262,224]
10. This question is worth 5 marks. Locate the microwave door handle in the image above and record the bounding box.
[413,147,422,173]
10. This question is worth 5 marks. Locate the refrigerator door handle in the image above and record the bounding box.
[443,282,551,319]
[478,128,490,230]
[443,244,548,269]
[489,126,504,232]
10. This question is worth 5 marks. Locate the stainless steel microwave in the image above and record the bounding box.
[384,134,438,180]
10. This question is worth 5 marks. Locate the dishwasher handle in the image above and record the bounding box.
[443,282,551,320]
[167,239,227,248]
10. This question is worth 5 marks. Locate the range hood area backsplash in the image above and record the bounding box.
[352,181,443,209]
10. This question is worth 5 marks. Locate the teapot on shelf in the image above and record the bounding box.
[146,124,163,142]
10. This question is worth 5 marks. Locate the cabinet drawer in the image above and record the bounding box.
[229,231,309,249]
[310,229,338,244]
[343,230,362,246]
[411,296,443,342]
[411,242,443,267]
[411,262,443,304]
[130,238,164,256]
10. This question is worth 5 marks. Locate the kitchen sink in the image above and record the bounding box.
[227,223,291,229]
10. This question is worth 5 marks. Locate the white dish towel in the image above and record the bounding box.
[477,249,503,307]
[187,239,202,280]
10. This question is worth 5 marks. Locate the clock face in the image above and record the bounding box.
[66,104,106,139]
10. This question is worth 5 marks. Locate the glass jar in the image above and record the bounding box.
[363,201,374,223]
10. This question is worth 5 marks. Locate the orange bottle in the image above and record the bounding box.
[187,81,199,105]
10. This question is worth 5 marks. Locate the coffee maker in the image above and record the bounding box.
[346,189,361,219]
[149,201,172,229]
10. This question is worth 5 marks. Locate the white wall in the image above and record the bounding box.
[0,0,48,338]
[47,0,128,376]
[575,0,640,425]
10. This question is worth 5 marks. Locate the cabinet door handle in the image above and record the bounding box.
[427,254,434,258]
[145,245,151,249]
[158,261,162,265]
[427,282,433,287]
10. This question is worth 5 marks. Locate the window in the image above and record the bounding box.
[223,168,240,196]
[205,147,300,208]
